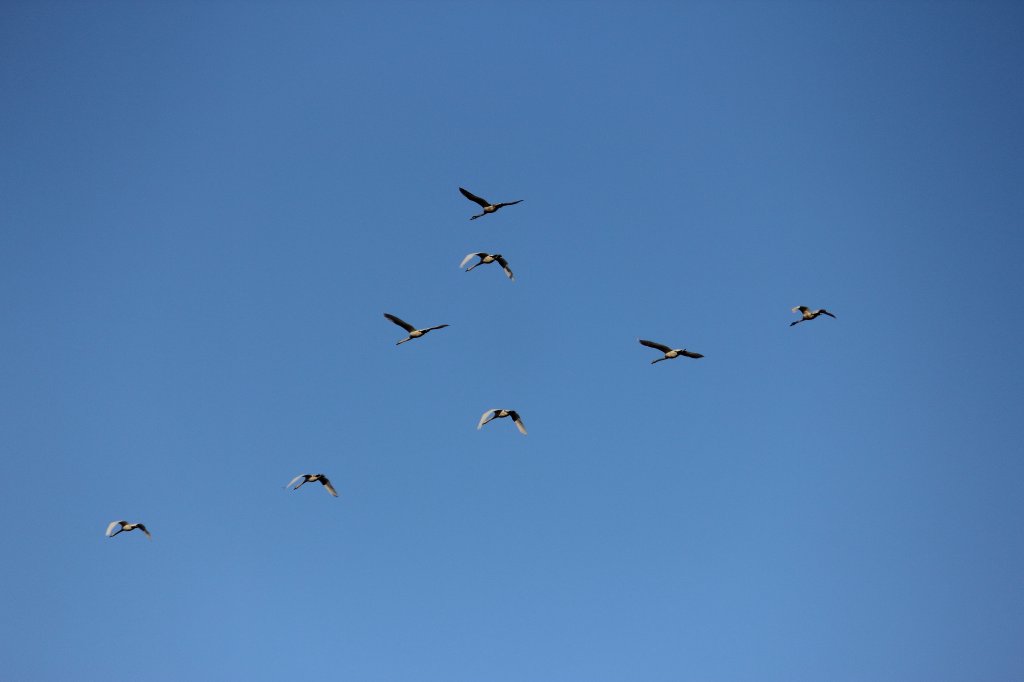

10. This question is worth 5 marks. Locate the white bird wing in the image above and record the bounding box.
[320,477,339,497]
[478,409,498,429]
[286,475,306,490]
[460,253,482,269]
[106,521,122,537]
[509,411,527,435]
[495,255,514,280]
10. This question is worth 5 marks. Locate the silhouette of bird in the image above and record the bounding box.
[478,409,527,435]
[286,473,338,497]
[790,306,836,326]
[460,252,515,281]
[106,520,151,539]
[459,187,523,220]
[384,313,450,345]
[638,339,704,365]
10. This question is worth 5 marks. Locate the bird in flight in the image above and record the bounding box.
[790,306,836,326]
[638,339,704,365]
[286,473,338,497]
[384,313,450,345]
[460,252,515,281]
[478,409,528,435]
[106,520,151,540]
[459,187,523,220]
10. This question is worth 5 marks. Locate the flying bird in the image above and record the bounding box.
[106,520,151,539]
[459,187,523,220]
[460,252,515,281]
[477,409,527,435]
[384,313,450,345]
[790,306,837,326]
[638,339,704,365]
[286,473,338,497]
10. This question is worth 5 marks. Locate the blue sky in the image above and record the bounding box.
[2,1,1023,680]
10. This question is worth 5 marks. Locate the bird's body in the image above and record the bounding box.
[286,473,338,497]
[638,339,704,365]
[106,520,151,539]
[384,313,450,345]
[478,409,527,435]
[790,306,837,326]
[459,187,523,220]
[460,252,515,281]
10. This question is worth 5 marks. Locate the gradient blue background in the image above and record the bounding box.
[2,2,1023,680]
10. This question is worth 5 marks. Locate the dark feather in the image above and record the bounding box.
[459,187,490,207]
[384,313,416,332]
[639,339,672,353]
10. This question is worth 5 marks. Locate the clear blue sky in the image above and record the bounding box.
[2,2,1023,680]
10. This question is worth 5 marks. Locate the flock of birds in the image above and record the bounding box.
[106,186,837,539]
